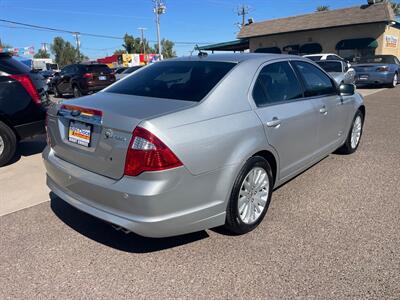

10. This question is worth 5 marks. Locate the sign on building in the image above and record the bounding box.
[384,35,398,48]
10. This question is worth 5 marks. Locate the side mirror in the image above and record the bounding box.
[339,83,355,96]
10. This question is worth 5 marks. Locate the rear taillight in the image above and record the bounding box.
[124,127,182,176]
[9,74,41,105]
[83,73,93,79]
[376,66,389,72]
[60,104,103,117]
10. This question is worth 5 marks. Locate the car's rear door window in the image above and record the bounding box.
[293,61,337,97]
[252,61,303,106]
[107,61,236,102]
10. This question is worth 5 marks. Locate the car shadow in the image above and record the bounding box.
[50,193,209,253]
[6,135,47,165]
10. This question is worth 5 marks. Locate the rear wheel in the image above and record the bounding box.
[0,121,17,167]
[53,86,62,98]
[389,73,398,88]
[337,110,364,154]
[72,85,82,98]
[225,156,273,235]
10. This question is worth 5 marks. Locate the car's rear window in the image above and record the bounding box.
[316,61,342,73]
[0,55,31,74]
[107,61,236,102]
[84,64,112,74]
[358,56,395,64]
[305,55,322,62]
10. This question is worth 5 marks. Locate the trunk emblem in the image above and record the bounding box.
[104,129,113,138]
[71,110,81,117]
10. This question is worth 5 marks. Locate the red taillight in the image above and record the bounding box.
[124,127,182,176]
[9,74,41,105]
[376,66,389,72]
[83,73,93,79]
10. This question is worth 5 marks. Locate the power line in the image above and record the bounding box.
[0,19,217,45]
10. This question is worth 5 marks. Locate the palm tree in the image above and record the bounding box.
[316,5,329,12]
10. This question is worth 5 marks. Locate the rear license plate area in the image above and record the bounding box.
[68,121,92,147]
[359,75,368,80]
[98,76,107,80]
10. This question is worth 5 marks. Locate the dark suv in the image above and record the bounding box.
[51,63,115,98]
[0,53,50,166]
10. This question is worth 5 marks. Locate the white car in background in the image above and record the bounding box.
[304,53,351,68]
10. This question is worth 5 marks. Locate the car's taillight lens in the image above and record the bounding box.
[376,66,389,72]
[83,73,93,79]
[9,74,41,105]
[124,127,182,176]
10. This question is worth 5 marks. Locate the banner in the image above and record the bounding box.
[0,46,35,56]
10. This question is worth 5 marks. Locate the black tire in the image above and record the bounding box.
[53,86,62,98]
[225,156,273,235]
[389,72,398,88]
[337,110,364,155]
[0,121,17,167]
[72,85,82,98]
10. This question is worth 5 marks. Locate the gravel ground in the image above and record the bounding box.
[1,88,399,299]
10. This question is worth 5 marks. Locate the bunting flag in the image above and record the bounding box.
[0,46,35,56]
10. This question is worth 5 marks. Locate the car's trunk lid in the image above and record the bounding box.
[353,63,388,73]
[48,92,195,179]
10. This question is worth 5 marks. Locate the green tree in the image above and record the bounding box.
[50,36,86,67]
[122,33,155,54]
[316,5,329,11]
[34,49,50,59]
[0,40,12,48]
[387,0,400,16]
[114,49,126,55]
[154,39,176,58]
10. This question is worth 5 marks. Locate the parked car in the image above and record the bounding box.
[316,60,356,85]
[51,63,116,98]
[112,67,128,76]
[353,55,400,88]
[40,69,56,92]
[304,53,346,62]
[43,54,365,238]
[0,53,50,166]
[116,65,142,80]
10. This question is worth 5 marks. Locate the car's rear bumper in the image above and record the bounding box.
[355,72,393,85]
[43,146,234,238]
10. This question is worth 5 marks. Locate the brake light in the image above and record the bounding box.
[83,73,93,79]
[60,104,103,117]
[124,127,182,176]
[9,74,41,105]
[376,66,389,72]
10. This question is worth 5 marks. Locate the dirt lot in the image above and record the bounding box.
[1,87,399,299]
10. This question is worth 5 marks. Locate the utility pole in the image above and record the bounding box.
[41,42,48,53]
[237,4,249,27]
[73,32,80,61]
[153,0,166,57]
[138,27,147,55]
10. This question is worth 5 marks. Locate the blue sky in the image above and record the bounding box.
[1,0,364,59]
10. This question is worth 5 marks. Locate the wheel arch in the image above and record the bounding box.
[252,150,278,186]
[0,114,19,140]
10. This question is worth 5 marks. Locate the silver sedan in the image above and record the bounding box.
[43,53,365,237]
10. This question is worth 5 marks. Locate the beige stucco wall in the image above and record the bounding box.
[378,24,400,57]
[248,23,399,57]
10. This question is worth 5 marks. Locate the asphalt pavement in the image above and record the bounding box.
[0,87,399,299]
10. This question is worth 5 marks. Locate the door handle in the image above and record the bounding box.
[266,117,281,128]
[319,106,328,115]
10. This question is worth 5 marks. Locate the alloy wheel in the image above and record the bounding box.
[238,167,269,224]
[351,115,362,149]
[0,135,4,156]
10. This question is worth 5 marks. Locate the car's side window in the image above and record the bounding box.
[252,61,303,106]
[292,61,337,97]
[327,55,337,60]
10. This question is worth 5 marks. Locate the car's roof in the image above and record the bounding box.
[303,53,336,57]
[171,53,298,63]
